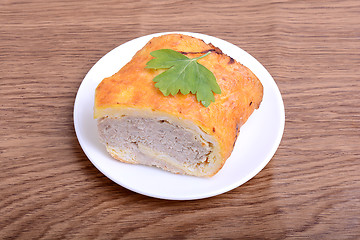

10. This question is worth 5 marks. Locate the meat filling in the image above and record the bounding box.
[98,116,212,168]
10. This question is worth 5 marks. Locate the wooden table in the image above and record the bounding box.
[1,0,359,239]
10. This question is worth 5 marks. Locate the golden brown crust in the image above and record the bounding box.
[95,34,263,167]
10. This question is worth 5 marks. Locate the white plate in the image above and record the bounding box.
[74,32,285,200]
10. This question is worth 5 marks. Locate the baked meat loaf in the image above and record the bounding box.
[94,34,263,177]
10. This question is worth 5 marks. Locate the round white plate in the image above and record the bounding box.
[74,32,285,200]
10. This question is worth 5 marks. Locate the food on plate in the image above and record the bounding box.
[94,34,263,177]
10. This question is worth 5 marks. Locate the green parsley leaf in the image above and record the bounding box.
[145,49,221,107]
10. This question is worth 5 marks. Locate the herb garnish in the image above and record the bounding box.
[145,49,221,107]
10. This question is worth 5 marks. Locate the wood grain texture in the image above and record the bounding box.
[0,0,359,239]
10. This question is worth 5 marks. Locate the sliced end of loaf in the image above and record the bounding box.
[96,108,223,177]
